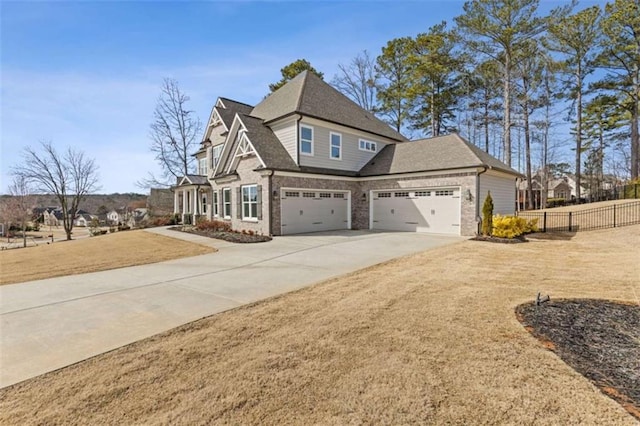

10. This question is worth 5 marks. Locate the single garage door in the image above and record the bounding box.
[371,188,460,234]
[281,189,349,235]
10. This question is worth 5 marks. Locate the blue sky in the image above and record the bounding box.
[1,0,603,194]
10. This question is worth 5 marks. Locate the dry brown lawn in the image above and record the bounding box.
[0,230,215,285]
[537,198,639,212]
[1,226,638,424]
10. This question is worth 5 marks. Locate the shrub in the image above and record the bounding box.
[492,215,538,239]
[482,192,494,236]
[195,219,232,232]
[118,225,131,231]
[546,198,566,208]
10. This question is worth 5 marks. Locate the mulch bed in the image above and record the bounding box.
[470,235,528,244]
[516,299,640,420]
[170,227,272,243]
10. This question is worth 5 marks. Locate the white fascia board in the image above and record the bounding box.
[178,176,193,185]
[484,167,521,180]
[272,167,480,182]
[215,98,226,108]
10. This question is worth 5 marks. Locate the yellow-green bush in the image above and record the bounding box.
[492,215,539,238]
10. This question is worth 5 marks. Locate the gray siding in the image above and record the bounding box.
[298,121,389,171]
[271,118,297,163]
[479,172,517,216]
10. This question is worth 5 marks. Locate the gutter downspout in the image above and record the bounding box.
[267,170,274,236]
[476,166,489,235]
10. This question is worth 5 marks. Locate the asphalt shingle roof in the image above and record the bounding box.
[251,71,407,142]
[359,134,522,177]
[237,114,299,171]
[216,98,254,129]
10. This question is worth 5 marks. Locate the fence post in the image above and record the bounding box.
[613,204,616,227]
[569,211,572,232]
[543,212,547,233]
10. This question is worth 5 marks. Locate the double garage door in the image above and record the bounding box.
[371,188,461,235]
[281,189,349,235]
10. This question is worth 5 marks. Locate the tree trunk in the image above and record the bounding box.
[503,53,512,167]
[484,89,490,153]
[575,66,583,200]
[524,104,533,210]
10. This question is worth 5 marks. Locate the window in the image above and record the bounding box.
[330,132,342,160]
[212,145,223,169]
[202,194,207,214]
[359,139,377,152]
[212,191,219,217]
[435,189,454,196]
[285,191,299,198]
[198,157,208,175]
[223,188,231,218]
[333,193,345,199]
[395,192,409,197]
[300,125,313,155]
[415,191,430,197]
[242,185,258,220]
[377,192,391,198]
[319,192,331,198]
[303,192,315,198]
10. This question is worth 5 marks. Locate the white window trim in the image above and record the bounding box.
[241,184,258,221]
[300,124,314,156]
[329,132,342,160]
[212,190,219,217]
[222,188,231,219]
[358,139,377,153]
[198,157,208,176]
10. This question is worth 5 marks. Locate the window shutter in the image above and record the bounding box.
[237,187,242,219]
[257,185,263,220]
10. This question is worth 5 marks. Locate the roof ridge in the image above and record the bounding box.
[218,97,254,108]
[294,70,309,112]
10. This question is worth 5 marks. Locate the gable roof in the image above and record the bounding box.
[237,114,298,171]
[177,175,209,186]
[216,98,254,129]
[359,133,522,177]
[251,71,407,142]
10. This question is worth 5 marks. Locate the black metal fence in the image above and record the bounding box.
[516,201,640,232]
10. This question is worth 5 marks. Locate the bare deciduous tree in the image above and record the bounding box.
[0,176,36,247]
[12,141,100,241]
[141,79,201,187]
[332,50,378,112]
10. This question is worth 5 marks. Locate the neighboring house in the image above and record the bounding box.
[173,71,521,236]
[41,208,64,227]
[127,208,149,228]
[74,213,97,227]
[106,209,121,225]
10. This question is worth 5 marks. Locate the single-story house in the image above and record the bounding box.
[173,71,521,236]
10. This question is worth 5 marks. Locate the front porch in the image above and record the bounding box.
[173,175,211,225]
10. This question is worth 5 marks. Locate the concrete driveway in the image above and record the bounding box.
[0,229,462,388]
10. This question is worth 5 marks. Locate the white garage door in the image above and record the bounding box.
[281,189,349,235]
[371,188,461,234]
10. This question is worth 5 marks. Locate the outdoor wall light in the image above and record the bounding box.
[465,189,473,201]
[273,190,278,198]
